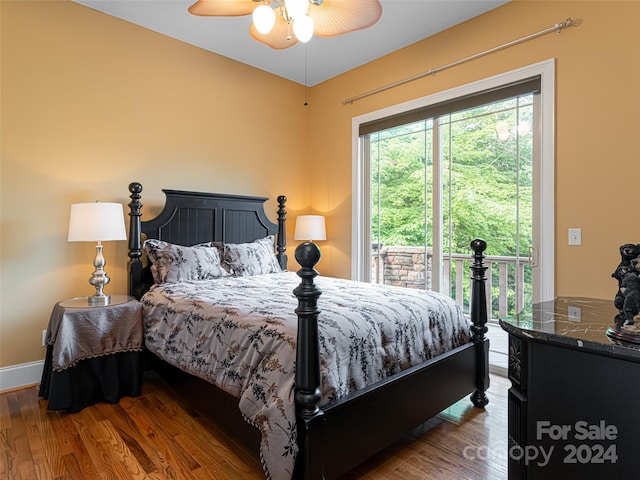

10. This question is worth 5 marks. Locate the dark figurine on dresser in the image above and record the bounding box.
[612,243,640,326]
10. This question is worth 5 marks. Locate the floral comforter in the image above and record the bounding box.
[141,271,471,479]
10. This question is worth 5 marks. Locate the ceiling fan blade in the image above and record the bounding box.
[250,14,299,50]
[188,0,255,17]
[310,0,382,37]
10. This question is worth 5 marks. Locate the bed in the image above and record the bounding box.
[126,182,490,480]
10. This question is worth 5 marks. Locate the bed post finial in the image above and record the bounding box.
[469,238,490,408]
[276,195,288,270]
[293,242,324,471]
[128,182,143,299]
[293,242,322,415]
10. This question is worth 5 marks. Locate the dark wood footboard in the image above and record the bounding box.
[292,238,490,479]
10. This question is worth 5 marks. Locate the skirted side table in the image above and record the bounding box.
[39,295,143,412]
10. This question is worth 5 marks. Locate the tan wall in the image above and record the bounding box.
[0,1,309,368]
[309,0,640,299]
[2,0,640,370]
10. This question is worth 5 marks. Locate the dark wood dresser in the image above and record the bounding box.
[500,297,640,479]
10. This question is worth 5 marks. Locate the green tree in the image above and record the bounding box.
[370,96,534,315]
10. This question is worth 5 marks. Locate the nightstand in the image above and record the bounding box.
[38,295,143,412]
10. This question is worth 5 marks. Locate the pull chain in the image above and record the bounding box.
[304,46,309,106]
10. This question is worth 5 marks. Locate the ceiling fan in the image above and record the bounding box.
[188,0,383,50]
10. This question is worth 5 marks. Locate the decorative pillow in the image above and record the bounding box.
[143,239,171,284]
[210,241,229,273]
[220,235,282,277]
[143,239,171,265]
[143,240,227,284]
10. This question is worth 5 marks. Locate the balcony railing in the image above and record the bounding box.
[372,246,532,321]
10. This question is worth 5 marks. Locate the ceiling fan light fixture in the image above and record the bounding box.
[285,0,309,20]
[250,13,299,49]
[253,4,276,35]
[293,15,314,42]
[189,0,382,50]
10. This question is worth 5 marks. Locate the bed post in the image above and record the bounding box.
[292,242,324,478]
[277,195,288,270]
[127,182,143,300]
[469,238,490,408]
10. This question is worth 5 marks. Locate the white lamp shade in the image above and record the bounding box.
[253,4,276,35]
[293,15,314,42]
[294,215,326,241]
[68,202,127,242]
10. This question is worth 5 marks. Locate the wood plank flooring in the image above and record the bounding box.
[0,372,510,479]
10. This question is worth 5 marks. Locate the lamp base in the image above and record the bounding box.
[87,241,111,307]
[88,294,111,306]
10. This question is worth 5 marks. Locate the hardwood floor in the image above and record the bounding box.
[0,372,510,479]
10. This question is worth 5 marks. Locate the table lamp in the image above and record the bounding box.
[294,215,327,244]
[68,202,127,306]
[294,215,327,271]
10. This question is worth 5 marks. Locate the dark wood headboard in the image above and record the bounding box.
[127,182,287,299]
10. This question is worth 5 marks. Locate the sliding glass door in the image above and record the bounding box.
[355,62,555,320]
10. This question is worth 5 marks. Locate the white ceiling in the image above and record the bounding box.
[72,0,509,86]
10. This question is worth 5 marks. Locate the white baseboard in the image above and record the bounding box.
[0,360,44,391]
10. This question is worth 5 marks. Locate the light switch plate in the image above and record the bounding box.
[568,228,582,246]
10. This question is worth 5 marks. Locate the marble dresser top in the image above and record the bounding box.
[500,297,640,362]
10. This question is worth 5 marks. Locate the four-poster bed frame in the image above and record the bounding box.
[126,182,490,479]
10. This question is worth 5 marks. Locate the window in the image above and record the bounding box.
[352,61,556,318]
